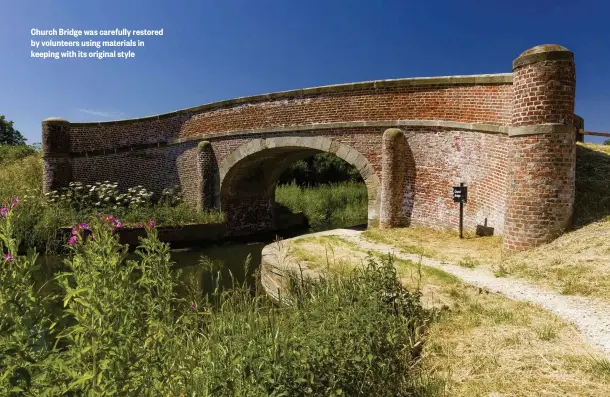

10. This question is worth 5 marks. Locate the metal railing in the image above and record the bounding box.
[580,129,610,138]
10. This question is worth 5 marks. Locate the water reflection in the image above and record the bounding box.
[172,241,266,299]
[36,222,367,299]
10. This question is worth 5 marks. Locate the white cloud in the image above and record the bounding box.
[76,108,125,118]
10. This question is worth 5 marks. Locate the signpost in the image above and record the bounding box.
[452,183,467,239]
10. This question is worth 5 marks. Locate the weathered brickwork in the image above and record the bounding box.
[196,141,216,211]
[512,61,575,126]
[43,44,581,252]
[503,45,577,251]
[403,128,509,234]
[503,131,575,250]
[380,129,408,228]
[66,80,514,153]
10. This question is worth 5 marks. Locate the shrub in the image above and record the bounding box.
[45,182,181,211]
[0,155,42,203]
[0,144,38,166]
[0,198,58,393]
[0,203,432,396]
[276,181,368,230]
[279,152,363,187]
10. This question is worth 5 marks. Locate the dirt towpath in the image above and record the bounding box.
[297,228,610,356]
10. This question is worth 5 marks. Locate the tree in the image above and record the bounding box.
[604,139,610,146]
[0,115,26,146]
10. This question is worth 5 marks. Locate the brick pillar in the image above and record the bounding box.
[503,45,577,252]
[574,115,585,143]
[41,117,72,194]
[196,140,215,211]
[379,128,407,228]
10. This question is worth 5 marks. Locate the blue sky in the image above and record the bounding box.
[1,0,608,144]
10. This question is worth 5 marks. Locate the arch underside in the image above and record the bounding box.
[217,136,381,233]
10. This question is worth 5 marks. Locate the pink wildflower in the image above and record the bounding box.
[68,235,78,246]
[190,302,196,310]
[113,220,123,229]
[79,223,89,230]
[0,207,7,217]
[148,220,156,229]
[10,197,19,209]
[137,223,143,228]
[4,253,14,263]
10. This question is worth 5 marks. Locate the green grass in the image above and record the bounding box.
[0,144,37,167]
[589,357,610,379]
[457,256,479,268]
[574,144,610,227]
[276,181,368,230]
[0,151,224,253]
[536,323,559,341]
[0,213,433,396]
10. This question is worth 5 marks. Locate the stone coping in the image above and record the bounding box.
[46,120,510,158]
[260,235,323,303]
[512,44,573,69]
[508,123,575,137]
[60,73,513,127]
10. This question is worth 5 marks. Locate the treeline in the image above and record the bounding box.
[279,153,363,186]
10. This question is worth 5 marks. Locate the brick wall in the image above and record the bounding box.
[67,126,509,236]
[66,80,513,153]
[502,46,577,251]
[403,128,508,234]
[43,46,580,251]
[512,60,575,126]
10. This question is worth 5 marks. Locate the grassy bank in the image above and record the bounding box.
[0,207,431,396]
[0,149,367,251]
[0,152,224,253]
[289,235,610,396]
[276,181,367,230]
[362,143,610,302]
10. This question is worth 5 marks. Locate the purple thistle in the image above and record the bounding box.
[67,235,78,246]
[3,253,14,263]
[0,207,8,217]
[10,197,19,209]
[79,223,89,230]
[113,220,123,229]
[137,223,143,228]
[148,220,156,229]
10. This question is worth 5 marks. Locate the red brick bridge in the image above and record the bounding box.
[42,44,581,252]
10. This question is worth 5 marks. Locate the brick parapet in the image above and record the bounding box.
[196,141,216,211]
[41,118,72,193]
[380,129,407,228]
[503,44,577,252]
[43,45,581,251]
[64,75,513,153]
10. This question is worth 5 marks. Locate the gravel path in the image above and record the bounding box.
[300,228,610,356]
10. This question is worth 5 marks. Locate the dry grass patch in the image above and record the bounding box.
[362,143,610,301]
[288,235,610,396]
[364,221,610,301]
[290,235,368,275]
[362,227,503,265]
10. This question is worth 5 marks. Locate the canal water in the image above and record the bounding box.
[36,222,366,298]
[171,222,365,295]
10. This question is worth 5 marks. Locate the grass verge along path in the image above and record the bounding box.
[285,229,610,396]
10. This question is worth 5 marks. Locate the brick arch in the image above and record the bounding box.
[216,136,381,232]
